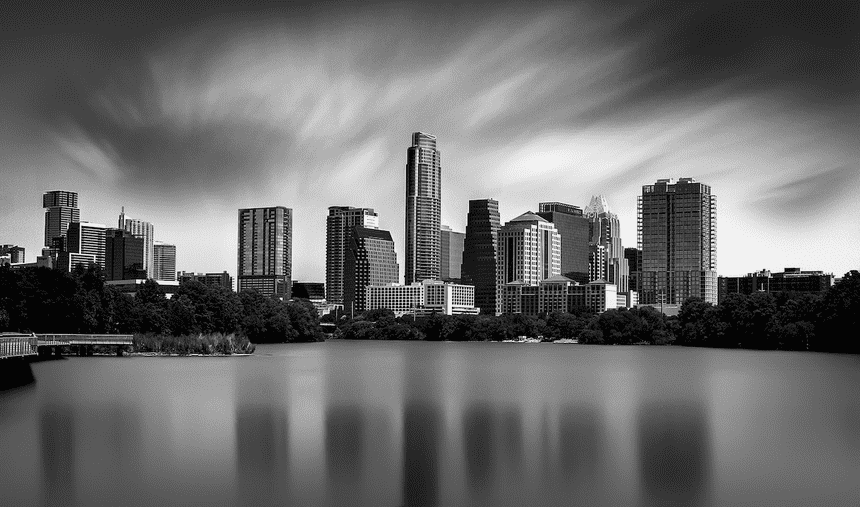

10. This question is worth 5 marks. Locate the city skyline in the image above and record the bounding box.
[1,2,858,283]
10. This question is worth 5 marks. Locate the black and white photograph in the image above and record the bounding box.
[1,1,859,505]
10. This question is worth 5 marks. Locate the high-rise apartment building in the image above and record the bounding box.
[105,229,146,281]
[43,190,80,249]
[461,199,501,315]
[439,225,465,282]
[496,212,561,315]
[118,208,154,279]
[66,222,107,270]
[326,206,379,304]
[638,178,717,304]
[344,227,399,315]
[405,132,441,284]
[237,207,292,299]
[585,195,629,292]
[537,202,590,283]
[153,241,176,281]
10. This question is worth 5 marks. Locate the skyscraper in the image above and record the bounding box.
[537,202,590,283]
[496,212,561,315]
[584,195,629,292]
[326,206,379,304]
[118,208,154,279]
[153,241,177,281]
[638,178,717,305]
[405,132,441,284]
[461,199,500,315]
[237,207,292,299]
[66,222,107,270]
[439,225,465,282]
[105,229,146,281]
[343,227,399,315]
[42,190,80,249]
[624,247,641,294]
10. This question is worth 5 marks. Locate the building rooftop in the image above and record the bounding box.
[507,211,547,223]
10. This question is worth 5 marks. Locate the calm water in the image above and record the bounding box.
[1,342,859,506]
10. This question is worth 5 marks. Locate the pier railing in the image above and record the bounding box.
[0,333,39,359]
[36,334,134,346]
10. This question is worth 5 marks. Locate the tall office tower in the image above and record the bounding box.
[638,178,717,305]
[0,245,25,264]
[496,212,561,315]
[43,190,80,248]
[326,206,379,304]
[343,227,399,314]
[237,207,292,299]
[118,207,155,278]
[585,195,629,292]
[461,199,501,315]
[439,225,465,282]
[66,222,107,269]
[624,247,641,293]
[105,229,146,281]
[405,132,441,284]
[537,202,590,283]
[153,241,177,281]
[589,244,607,281]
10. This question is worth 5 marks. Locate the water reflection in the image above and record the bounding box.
[557,403,606,503]
[40,404,76,507]
[403,402,442,507]
[235,385,289,506]
[637,399,713,507]
[463,402,496,494]
[325,404,365,505]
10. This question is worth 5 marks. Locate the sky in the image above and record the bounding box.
[1,0,858,283]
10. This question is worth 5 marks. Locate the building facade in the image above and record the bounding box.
[55,252,96,272]
[718,268,834,302]
[440,225,465,282]
[537,202,590,283]
[500,275,618,315]
[366,280,477,317]
[66,222,107,270]
[177,271,234,291]
[118,207,154,278]
[584,195,629,293]
[326,206,379,304]
[43,190,80,249]
[624,247,641,294]
[405,132,441,284]
[292,281,326,300]
[344,227,399,314]
[461,198,501,316]
[153,241,176,281]
[0,245,25,264]
[638,178,717,305]
[105,229,146,281]
[496,212,562,314]
[237,207,292,298]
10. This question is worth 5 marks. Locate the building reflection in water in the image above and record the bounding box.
[637,398,713,507]
[40,403,76,507]
[325,404,365,505]
[401,349,443,507]
[463,402,496,496]
[235,379,289,506]
[556,402,606,504]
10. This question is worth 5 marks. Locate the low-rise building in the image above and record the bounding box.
[718,267,834,302]
[501,275,618,315]
[177,271,234,291]
[366,280,478,317]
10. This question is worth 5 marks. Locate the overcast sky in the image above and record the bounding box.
[1,1,858,282]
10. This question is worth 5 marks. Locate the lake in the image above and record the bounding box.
[1,342,859,506]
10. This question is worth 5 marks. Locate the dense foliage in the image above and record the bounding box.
[326,271,860,352]
[3,265,858,352]
[0,265,323,345]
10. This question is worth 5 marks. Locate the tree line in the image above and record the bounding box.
[3,265,858,353]
[325,270,860,353]
[0,265,323,345]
